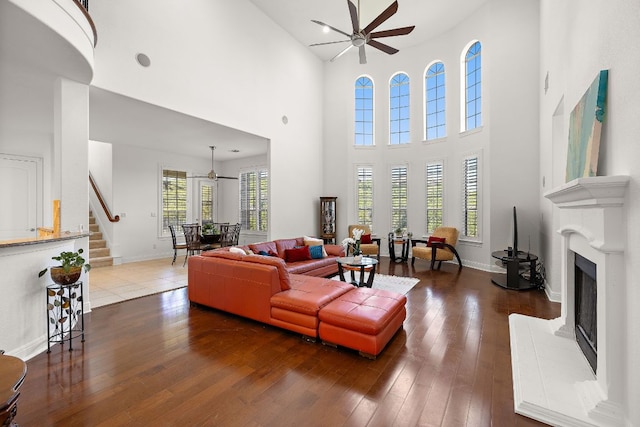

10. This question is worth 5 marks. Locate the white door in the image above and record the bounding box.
[0,154,41,239]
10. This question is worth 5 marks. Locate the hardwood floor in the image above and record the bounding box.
[16,258,559,426]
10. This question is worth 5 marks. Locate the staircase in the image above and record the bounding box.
[89,211,113,267]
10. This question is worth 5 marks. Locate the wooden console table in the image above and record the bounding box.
[0,353,27,427]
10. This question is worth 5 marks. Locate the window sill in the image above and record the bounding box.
[422,137,447,145]
[458,237,482,247]
[459,126,483,138]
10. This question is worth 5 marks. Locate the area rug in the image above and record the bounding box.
[332,273,419,294]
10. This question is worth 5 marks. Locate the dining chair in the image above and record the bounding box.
[181,223,202,266]
[168,225,187,265]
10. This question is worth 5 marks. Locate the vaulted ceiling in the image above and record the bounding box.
[249,0,490,62]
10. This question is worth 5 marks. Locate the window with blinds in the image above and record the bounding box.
[240,169,268,231]
[464,41,482,131]
[200,184,214,223]
[425,62,446,140]
[463,156,479,238]
[356,166,373,226]
[391,166,408,231]
[390,73,410,145]
[426,161,444,233]
[162,169,187,235]
[355,76,374,146]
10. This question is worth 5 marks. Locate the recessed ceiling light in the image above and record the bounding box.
[136,53,151,67]
[323,25,330,34]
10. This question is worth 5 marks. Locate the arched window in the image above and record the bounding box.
[464,41,482,131]
[355,76,374,146]
[425,62,446,140]
[390,73,410,144]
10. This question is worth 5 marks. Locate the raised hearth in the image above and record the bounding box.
[510,176,629,426]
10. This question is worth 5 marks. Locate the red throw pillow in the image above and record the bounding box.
[361,233,372,244]
[285,246,311,262]
[427,236,446,246]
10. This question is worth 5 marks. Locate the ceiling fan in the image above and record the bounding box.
[310,0,415,64]
[190,146,238,181]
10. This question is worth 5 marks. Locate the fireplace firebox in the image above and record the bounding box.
[575,253,597,374]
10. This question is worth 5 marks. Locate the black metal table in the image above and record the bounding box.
[46,281,85,352]
[336,256,379,288]
[388,233,410,262]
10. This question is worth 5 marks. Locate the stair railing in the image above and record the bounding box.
[73,0,98,47]
[89,174,120,222]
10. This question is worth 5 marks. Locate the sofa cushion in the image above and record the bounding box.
[270,274,352,316]
[275,238,304,258]
[201,250,244,261]
[285,257,338,275]
[285,246,311,262]
[242,255,292,290]
[361,233,372,244]
[248,241,278,256]
[229,246,246,255]
[324,244,346,257]
[303,236,328,257]
[308,245,324,259]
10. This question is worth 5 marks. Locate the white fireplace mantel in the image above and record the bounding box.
[510,175,629,427]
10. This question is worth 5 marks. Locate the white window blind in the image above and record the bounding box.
[200,184,214,223]
[426,161,444,233]
[391,166,408,231]
[356,166,373,226]
[463,156,479,238]
[162,169,187,235]
[240,169,269,231]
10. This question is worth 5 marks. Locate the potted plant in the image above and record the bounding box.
[395,227,404,237]
[39,248,91,285]
[202,223,218,235]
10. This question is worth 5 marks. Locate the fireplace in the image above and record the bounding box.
[575,253,597,374]
[509,176,628,427]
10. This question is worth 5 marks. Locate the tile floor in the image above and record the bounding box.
[89,257,188,308]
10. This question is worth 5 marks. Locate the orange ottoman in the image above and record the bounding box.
[318,287,407,358]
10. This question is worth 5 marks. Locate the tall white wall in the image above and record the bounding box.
[539,0,640,424]
[90,0,325,242]
[322,0,540,268]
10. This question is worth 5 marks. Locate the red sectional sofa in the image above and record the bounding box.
[188,238,407,358]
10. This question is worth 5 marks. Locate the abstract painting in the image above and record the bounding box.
[565,69,608,182]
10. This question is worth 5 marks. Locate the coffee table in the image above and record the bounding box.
[336,256,379,288]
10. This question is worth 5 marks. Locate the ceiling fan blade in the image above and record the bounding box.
[367,39,399,55]
[369,25,415,39]
[216,176,239,180]
[311,20,351,38]
[310,39,351,47]
[359,45,367,64]
[362,0,398,35]
[330,44,354,62]
[347,0,359,32]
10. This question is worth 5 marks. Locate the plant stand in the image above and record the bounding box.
[46,281,85,352]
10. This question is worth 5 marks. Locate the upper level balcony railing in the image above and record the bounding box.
[73,0,97,46]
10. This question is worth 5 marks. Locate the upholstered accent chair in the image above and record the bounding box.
[347,224,381,259]
[411,226,462,270]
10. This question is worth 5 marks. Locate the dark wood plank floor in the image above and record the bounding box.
[16,259,559,426]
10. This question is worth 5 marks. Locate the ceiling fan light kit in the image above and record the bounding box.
[310,0,414,64]
[189,146,238,181]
